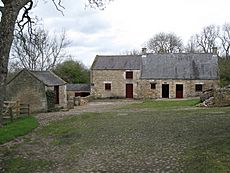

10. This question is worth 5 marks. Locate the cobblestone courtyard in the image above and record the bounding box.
[0,99,230,173]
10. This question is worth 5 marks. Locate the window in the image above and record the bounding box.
[126,71,133,79]
[151,83,156,89]
[105,83,111,90]
[195,84,203,92]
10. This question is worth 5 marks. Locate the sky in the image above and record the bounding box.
[30,0,230,67]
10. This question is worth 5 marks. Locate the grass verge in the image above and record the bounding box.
[120,98,200,109]
[3,157,52,173]
[0,116,38,144]
[3,157,51,173]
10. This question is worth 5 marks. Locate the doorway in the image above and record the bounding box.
[176,84,183,98]
[126,84,133,98]
[54,86,59,104]
[162,84,169,98]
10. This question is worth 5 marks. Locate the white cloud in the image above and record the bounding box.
[31,0,230,66]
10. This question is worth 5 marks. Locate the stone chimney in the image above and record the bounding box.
[142,47,147,55]
[212,47,218,55]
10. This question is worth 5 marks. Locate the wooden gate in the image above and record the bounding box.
[126,84,133,98]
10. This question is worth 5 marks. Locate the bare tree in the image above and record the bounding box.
[195,25,219,53]
[122,49,141,55]
[218,23,230,58]
[185,36,201,53]
[147,32,183,53]
[10,26,70,71]
[0,0,112,127]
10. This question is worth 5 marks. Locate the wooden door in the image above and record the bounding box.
[126,84,133,98]
[162,84,169,98]
[176,84,183,98]
[54,86,59,104]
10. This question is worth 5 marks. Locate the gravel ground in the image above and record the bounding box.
[36,100,140,126]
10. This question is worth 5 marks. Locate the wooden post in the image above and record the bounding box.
[9,107,13,122]
[28,104,30,116]
[16,100,20,117]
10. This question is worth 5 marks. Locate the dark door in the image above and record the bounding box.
[54,86,59,104]
[162,84,169,98]
[176,84,183,98]
[75,92,90,97]
[126,84,133,98]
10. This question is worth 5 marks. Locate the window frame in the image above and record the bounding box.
[151,83,156,89]
[195,84,203,92]
[126,71,133,79]
[105,83,112,91]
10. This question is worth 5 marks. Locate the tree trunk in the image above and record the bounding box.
[0,3,21,127]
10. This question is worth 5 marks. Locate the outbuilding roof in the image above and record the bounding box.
[7,69,66,86]
[30,71,66,86]
[91,55,141,70]
[141,53,219,80]
[66,84,90,92]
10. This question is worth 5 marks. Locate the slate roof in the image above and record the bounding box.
[66,84,90,92]
[141,53,219,80]
[91,55,141,70]
[30,71,66,86]
[91,53,219,80]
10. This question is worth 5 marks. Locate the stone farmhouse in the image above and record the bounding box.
[91,51,219,99]
[6,69,67,112]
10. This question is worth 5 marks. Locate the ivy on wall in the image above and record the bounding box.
[46,90,55,112]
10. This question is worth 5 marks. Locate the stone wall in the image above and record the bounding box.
[137,79,219,99]
[91,70,141,98]
[91,69,219,99]
[214,88,230,106]
[59,85,67,108]
[6,70,47,112]
[67,91,75,99]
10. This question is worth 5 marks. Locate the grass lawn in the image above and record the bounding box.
[0,116,38,144]
[1,100,230,173]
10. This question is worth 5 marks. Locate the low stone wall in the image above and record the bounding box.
[75,95,94,106]
[200,89,214,102]
[67,95,94,109]
[214,88,230,106]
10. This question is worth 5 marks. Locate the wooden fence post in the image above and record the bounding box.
[16,100,20,117]
[9,107,13,122]
[28,104,30,116]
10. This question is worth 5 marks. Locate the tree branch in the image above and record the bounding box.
[0,6,4,13]
[51,0,65,16]
[17,0,34,35]
[87,0,112,10]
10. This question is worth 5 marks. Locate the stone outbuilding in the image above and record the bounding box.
[6,69,67,112]
[91,52,219,99]
[66,84,90,98]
